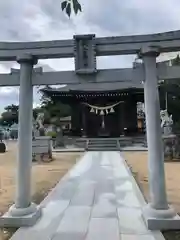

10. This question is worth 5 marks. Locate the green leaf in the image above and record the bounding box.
[66,2,71,17]
[72,0,82,14]
[61,0,82,17]
[72,0,79,14]
[77,2,82,12]
[61,1,67,11]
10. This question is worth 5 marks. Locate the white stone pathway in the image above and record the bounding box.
[11,151,165,240]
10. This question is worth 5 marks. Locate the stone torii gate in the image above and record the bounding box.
[0,31,180,230]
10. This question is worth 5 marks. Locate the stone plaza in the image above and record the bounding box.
[11,151,165,240]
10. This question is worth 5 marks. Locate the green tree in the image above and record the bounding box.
[61,0,82,17]
[33,107,43,119]
[4,104,19,113]
[0,104,44,127]
[40,87,71,124]
[0,104,19,126]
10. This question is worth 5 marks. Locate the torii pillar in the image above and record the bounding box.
[140,46,180,230]
[0,54,41,227]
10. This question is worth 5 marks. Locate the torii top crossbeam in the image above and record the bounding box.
[0,30,180,61]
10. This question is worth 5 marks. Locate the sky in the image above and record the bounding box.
[0,0,180,113]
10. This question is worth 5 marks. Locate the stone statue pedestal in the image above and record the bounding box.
[161,119,180,161]
[143,133,148,147]
[55,127,64,148]
[162,134,180,161]
[163,126,172,136]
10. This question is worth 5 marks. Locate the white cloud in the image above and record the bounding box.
[0,87,18,95]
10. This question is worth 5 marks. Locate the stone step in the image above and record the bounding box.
[89,141,117,142]
[88,142,118,146]
[87,138,119,151]
[88,145,118,148]
[88,147,118,150]
[87,148,119,151]
[88,141,117,144]
[88,146,118,149]
[89,140,117,142]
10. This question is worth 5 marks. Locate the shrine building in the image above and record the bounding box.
[43,81,145,138]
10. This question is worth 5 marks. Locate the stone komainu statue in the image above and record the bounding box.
[160,110,173,135]
[35,113,45,136]
[160,110,180,160]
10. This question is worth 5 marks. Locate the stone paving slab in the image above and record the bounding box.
[85,218,120,240]
[11,151,165,240]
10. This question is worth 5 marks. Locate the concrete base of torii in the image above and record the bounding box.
[0,203,41,227]
[142,203,180,230]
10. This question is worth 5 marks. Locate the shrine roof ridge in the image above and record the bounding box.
[42,82,144,93]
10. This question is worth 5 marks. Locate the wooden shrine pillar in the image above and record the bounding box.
[119,102,125,136]
[71,103,81,136]
[81,104,87,137]
[124,97,137,135]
